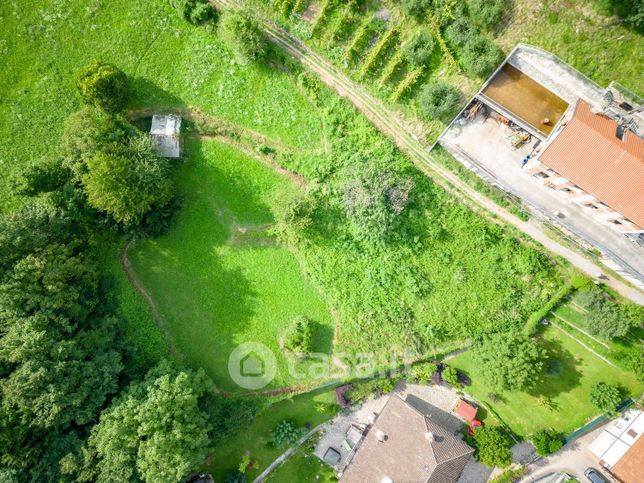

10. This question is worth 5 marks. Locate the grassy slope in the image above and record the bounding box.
[128,139,334,390]
[208,387,338,481]
[451,326,644,437]
[0,0,323,210]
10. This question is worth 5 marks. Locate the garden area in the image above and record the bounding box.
[1,0,641,481]
[450,284,643,438]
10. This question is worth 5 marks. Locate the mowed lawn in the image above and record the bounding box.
[451,326,644,437]
[0,0,323,210]
[128,139,334,390]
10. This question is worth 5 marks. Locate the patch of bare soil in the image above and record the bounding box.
[302,2,320,23]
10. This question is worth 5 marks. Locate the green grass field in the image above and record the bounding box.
[128,139,334,390]
[0,0,323,210]
[451,325,644,437]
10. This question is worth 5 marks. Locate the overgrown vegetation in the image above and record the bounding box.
[472,426,513,468]
[531,429,564,456]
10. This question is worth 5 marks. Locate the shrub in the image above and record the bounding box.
[270,420,306,447]
[459,35,503,77]
[284,316,315,355]
[75,61,129,113]
[173,0,216,25]
[531,429,564,456]
[400,0,432,19]
[587,302,636,340]
[473,426,513,468]
[445,16,476,47]
[409,362,438,384]
[218,10,267,65]
[441,366,461,388]
[467,0,506,30]
[224,470,247,483]
[418,81,460,120]
[402,31,436,67]
[589,382,622,414]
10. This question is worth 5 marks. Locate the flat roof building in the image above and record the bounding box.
[150,114,181,158]
[589,409,644,483]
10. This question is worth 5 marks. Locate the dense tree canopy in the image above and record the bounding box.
[59,106,129,180]
[218,10,267,65]
[82,135,173,225]
[75,61,129,113]
[473,333,545,391]
[473,426,512,468]
[531,429,563,456]
[589,382,622,414]
[62,361,214,483]
[173,0,216,25]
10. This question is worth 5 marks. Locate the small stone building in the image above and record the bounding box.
[150,114,181,158]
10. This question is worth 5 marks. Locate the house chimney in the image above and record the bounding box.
[425,431,435,442]
[375,430,388,443]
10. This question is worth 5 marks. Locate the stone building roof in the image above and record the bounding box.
[340,395,473,483]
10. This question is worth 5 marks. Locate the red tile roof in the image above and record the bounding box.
[455,400,478,422]
[538,100,644,228]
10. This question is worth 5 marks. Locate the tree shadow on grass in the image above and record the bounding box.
[528,337,583,400]
[128,76,187,113]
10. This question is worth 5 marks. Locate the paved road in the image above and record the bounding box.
[212,0,644,306]
[521,424,609,482]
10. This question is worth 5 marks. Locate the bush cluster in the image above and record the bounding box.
[75,61,129,113]
[270,420,307,447]
[459,34,504,77]
[218,10,267,65]
[418,81,461,120]
[531,429,564,456]
[173,0,217,25]
[466,0,506,31]
[284,316,315,355]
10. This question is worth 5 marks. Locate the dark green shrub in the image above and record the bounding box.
[531,429,564,456]
[218,10,267,65]
[441,366,461,388]
[400,0,432,19]
[224,470,247,483]
[402,31,436,66]
[173,0,216,24]
[467,0,506,30]
[270,420,306,447]
[419,81,460,120]
[75,61,129,112]
[284,316,315,355]
[10,157,71,196]
[459,35,503,77]
[445,16,476,47]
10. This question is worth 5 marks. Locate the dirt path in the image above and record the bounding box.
[212,0,644,306]
[120,239,177,356]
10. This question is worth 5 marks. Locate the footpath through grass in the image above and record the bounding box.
[451,325,643,437]
[128,139,334,390]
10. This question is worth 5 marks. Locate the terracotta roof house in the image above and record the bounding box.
[340,395,473,483]
[589,409,644,483]
[455,399,478,423]
[536,100,644,231]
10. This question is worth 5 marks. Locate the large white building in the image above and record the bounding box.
[589,409,643,482]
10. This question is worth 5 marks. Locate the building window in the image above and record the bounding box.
[536,171,550,179]
[612,219,622,225]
